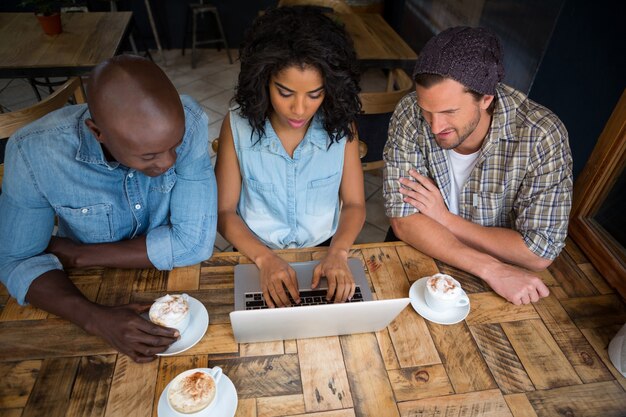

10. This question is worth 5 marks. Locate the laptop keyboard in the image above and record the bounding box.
[244,286,365,310]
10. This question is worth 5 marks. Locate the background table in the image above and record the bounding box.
[0,241,625,416]
[340,13,417,71]
[0,12,132,79]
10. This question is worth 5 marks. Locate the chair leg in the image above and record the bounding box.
[213,10,232,64]
[129,17,152,60]
[182,9,190,56]
[44,77,54,95]
[191,11,198,68]
[386,70,395,92]
[128,33,139,55]
[111,1,141,57]
[144,0,166,65]
[28,79,42,101]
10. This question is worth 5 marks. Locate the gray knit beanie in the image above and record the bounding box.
[413,26,504,96]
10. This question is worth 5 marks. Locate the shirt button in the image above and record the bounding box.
[128,172,134,178]
[135,204,141,210]
[81,208,88,214]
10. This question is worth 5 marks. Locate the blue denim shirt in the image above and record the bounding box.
[230,109,345,249]
[0,95,217,305]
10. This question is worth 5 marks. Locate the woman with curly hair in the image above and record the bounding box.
[215,6,365,308]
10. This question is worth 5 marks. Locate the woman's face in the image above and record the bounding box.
[268,65,325,133]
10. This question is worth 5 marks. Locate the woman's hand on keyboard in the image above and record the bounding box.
[256,253,301,308]
[313,249,356,303]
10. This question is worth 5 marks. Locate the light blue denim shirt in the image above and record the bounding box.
[230,109,345,249]
[0,95,217,305]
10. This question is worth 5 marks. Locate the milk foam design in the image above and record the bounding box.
[168,370,216,414]
[149,293,191,334]
[426,273,462,299]
[423,273,469,312]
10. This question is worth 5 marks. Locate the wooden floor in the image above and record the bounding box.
[0,238,625,417]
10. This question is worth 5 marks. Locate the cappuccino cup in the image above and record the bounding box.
[424,273,469,312]
[149,293,191,335]
[167,367,222,415]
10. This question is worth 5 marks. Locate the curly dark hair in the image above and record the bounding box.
[234,6,361,144]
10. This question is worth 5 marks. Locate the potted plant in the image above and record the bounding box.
[20,0,76,35]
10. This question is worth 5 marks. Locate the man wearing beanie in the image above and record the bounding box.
[383,26,573,305]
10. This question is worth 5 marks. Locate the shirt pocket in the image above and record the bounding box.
[244,178,277,216]
[471,191,504,226]
[306,172,341,216]
[54,203,114,243]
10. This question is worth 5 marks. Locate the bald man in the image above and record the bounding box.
[0,56,217,362]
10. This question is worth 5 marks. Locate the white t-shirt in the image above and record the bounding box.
[446,149,480,215]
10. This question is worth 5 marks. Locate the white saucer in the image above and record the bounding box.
[157,368,238,417]
[157,296,209,356]
[409,277,470,325]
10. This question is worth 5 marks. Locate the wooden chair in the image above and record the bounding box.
[0,77,86,188]
[277,0,353,14]
[357,68,413,171]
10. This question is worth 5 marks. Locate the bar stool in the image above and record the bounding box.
[183,1,233,68]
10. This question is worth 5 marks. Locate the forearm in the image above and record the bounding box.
[390,214,551,305]
[391,214,502,281]
[442,214,552,271]
[25,269,99,331]
[70,236,152,269]
[217,211,276,267]
[25,268,179,361]
[329,202,365,256]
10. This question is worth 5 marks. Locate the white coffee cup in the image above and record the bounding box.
[424,273,469,312]
[167,367,223,415]
[149,294,191,335]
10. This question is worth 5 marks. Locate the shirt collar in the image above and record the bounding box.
[305,114,331,149]
[484,83,518,146]
[76,108,120,170]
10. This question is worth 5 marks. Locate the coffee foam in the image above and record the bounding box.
[426,274,462,299]
[168,371,216,414]
[149,293,189,327]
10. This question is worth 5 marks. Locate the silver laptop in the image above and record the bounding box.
[230,259,410,343]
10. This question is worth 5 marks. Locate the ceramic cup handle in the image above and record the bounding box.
[209,366,223,384]
[455,293,470,307]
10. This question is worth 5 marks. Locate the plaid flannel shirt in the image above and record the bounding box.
[383,83,573,260]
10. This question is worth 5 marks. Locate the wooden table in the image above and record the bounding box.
[1,240,626,417]
[339,13,417,71]
[0,12,132,79]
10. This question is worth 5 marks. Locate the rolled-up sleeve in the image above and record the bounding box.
[515,116,573,260]
[146,100,217,269]
[383,93,424,218]
[0,140,62,305]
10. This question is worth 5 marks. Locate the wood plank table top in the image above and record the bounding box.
[1,240,626,417]
[339,13,417,71]
[0,12,132,79]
